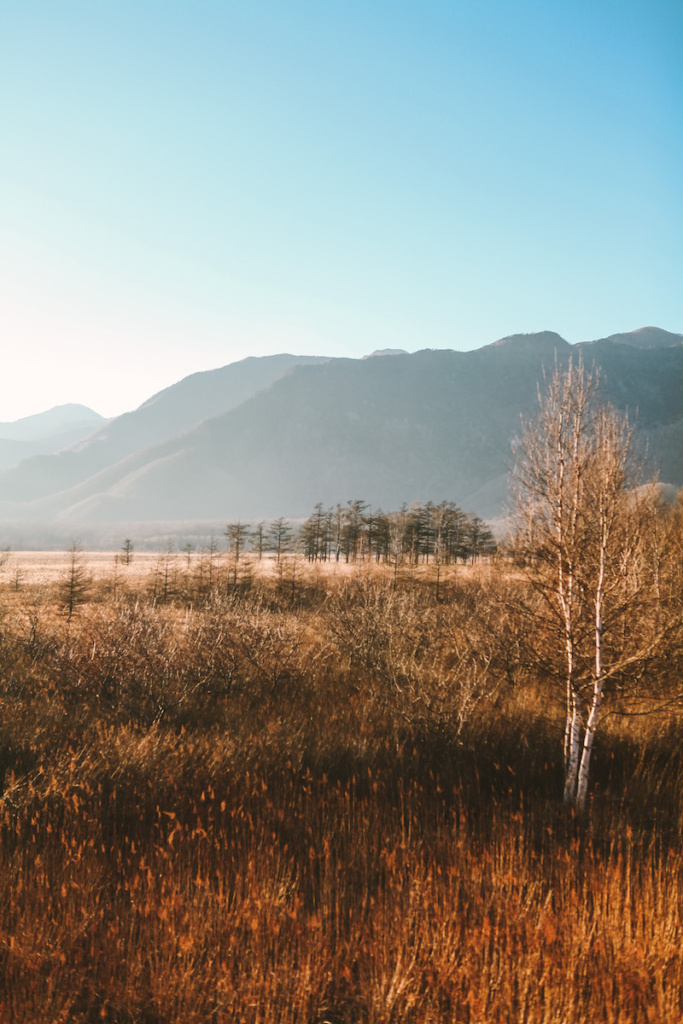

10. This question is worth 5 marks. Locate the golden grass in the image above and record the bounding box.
[0,557,681,1022]
[0,551,162,588]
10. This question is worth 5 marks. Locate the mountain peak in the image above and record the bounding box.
[363,349,409,359]
[0,404,105,442]
[486,331,570,353]
[592,327,683,350]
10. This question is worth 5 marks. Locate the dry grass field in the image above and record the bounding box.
[0,548,681,1022]
[1,550,164,588]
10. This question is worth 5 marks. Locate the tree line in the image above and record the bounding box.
[218,501,496,567]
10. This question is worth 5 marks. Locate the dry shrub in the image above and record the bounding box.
[0,558,681,1022]
[324,573,514,739]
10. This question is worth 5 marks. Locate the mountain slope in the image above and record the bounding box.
[31,339,561,520]
[0,354,327,502]
[2,331,681,524]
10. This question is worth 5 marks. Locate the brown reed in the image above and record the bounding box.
[0,558,681,1022]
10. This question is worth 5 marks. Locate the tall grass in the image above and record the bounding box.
[0,559,681,1022]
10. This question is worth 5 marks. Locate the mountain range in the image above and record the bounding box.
[0,328,681,528]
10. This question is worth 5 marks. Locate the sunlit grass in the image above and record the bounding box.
[0,556,681,1022]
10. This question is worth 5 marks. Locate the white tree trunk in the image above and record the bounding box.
[563,689,582,805]
[576,682,603,812]
[576,499,608,812]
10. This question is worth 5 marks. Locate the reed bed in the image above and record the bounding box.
[0,557,681,1023]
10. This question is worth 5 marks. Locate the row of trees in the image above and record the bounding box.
[217,502,495,567]
[298,501,495,565]
[114,502,495,605]
[113,504,496,575]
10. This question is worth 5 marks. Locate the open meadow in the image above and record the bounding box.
[0,544,682,1023]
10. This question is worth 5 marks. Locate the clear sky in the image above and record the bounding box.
[1,0,681,421]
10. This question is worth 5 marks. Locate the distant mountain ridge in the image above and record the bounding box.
[583,327,683,350]
[0,329,681,525]
[0,354,327,502]
[0,404,105,442]
[0,404,107,472]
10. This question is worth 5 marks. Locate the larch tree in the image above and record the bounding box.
[251,522,266,561]
[225,520,249,588]
[267,518,292,563]
[59,543,93,622]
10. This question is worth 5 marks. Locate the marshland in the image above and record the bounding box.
[0,485,681,1023]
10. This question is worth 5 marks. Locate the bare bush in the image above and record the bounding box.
[0,546,682,1020]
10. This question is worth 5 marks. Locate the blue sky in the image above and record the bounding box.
[1,0,681,420]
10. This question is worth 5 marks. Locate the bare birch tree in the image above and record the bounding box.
[512,359,682,811]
